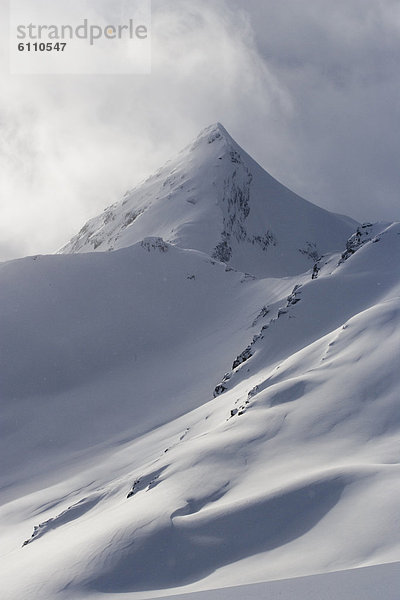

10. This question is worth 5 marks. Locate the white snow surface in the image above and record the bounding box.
[117,562,400,600]
[1,125,399,600]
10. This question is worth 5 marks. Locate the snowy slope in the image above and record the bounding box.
[146,562,400,600]
[1,220,399,600]
[60,123,357,277]
[1,124,399,600]
[0,239,289,500]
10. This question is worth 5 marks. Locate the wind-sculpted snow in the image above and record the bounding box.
[22,493,104,546]
[90,475,347,592]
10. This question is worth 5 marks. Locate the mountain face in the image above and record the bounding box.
[1,125,399,600]
[60,123,357,277]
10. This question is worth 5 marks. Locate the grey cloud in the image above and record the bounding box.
[230,0,400,221]
[0,0,291,260]
[0,0,398,260]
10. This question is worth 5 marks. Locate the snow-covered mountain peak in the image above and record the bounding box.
[60,124,358,277]
[188,121,233,147]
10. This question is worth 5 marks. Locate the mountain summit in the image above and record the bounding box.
[61,123,357,276]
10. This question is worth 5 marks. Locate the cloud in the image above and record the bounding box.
[0,0,292,260]
[0,0,399,260]
[230,0,400,221]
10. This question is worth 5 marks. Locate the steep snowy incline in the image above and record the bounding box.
[0,238,294,502]
[1,222,399,600]
[60,123,357,277]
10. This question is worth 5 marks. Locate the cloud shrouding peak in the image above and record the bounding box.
[0,0,399,261]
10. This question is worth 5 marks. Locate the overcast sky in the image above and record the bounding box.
[1,0,399,260]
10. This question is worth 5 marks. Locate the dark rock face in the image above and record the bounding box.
[140,237,169,253]
[212,151,279,266]
[339,223,374,263]
[232,346,253,370]
[213,384,227,398]
[212,238,232,263]
[299,242,320,262]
